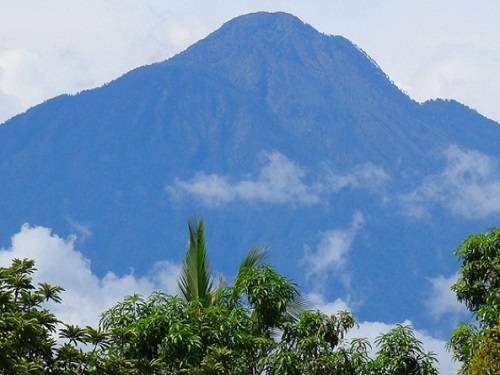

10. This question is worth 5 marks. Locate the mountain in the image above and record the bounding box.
[1,12,499,334]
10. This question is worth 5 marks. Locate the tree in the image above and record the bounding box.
[0,258,61,374]
[178,218,266,307]
[95,220,439,375]
[370,324,438,375]
[451,228,499,327]
[178,218,214,307]
[267,309,369,374]
[448,228,500,375]
[0,220,442,374]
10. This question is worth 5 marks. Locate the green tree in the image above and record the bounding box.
[95,220,439,375]
[0,258,60,374]
[0,220,442,375]
[178,218,214,307]
[370,324,438,375]
[0,258,91,374]
[178,218,266,307]
[448,228,500,375]
[266,309,369,374]
[452,228,499,327]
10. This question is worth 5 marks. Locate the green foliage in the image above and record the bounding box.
[466,324,500,375]
[449,228,500,375]
[447,322,479,365]
[233,265,299,330]
[0,220,442,374]
[0,258,60,374]
[267,309,367,374]
[371,324,438,375]
[178,218,215,307]
[452,228,500,327]
[98,291,263,373]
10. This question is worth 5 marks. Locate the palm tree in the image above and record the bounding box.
[178,218,266,307]
[177,217,308,327]
[60,324,86,346]
[178,218,213,307]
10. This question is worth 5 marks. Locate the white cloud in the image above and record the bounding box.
[168,151,389,206]
[304,211,364,288]
[0,63,23,120]
[0,1,207,124]
[0,90,22,122]
[66,217,93,243]
[401,145,500,218]
[168,151,321,205]
[425,273,468,320]
[0,224,180,327]
[326,162,390,193]
[410,44,500,122]
[307,292,351,315]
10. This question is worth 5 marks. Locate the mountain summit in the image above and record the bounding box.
[0,12,499,332]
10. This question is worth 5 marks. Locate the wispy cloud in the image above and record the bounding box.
[168,151,321,205]
[410,43,500,122]
[0,224,181,327]
[326,163,390,194]
[66,217,93,243]
[401,145,500,218]
[303,211,364,289]
[425,273,468,320]
[307,292,351,315]
[168,151,389,206]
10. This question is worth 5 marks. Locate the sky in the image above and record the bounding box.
[0,0,499,124]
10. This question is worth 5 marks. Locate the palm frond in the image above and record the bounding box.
[178,218,214,306]
[236,247,267,277]
[211,274,227,306]
[286,294,310,320]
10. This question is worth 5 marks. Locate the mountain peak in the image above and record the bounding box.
[167,11,406,115]
[217,11,312,34]
[174,11,321,65]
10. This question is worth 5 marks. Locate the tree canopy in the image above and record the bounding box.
[448,228,500,375]
[0,219,446,374]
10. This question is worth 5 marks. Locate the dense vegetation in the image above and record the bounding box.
[447,228,500,375]
[0,221,498,374]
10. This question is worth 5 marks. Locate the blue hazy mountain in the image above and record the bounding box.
[1,12,499,334]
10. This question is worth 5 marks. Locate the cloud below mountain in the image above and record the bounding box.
[401,145,500,218]
[304,211,364,289]
[168,151,321,205]
[168,151,389,206]
[325,162,390,194]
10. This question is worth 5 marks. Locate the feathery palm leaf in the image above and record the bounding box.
[178,218,214,307]
[38,282,64,303]
[60,324,86,346]
[237,247,266,276]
